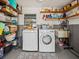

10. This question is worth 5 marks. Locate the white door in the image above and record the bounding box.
[23,30,38,51]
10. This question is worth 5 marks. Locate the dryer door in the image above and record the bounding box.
[42,35,52,45]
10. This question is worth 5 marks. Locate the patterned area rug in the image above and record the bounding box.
[17,52,58,59]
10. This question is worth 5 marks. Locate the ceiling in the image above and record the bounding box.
[17,0,73,8]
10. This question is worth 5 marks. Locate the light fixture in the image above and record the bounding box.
[39,0,48,2]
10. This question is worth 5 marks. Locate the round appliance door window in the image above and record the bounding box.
[42,35,52,45]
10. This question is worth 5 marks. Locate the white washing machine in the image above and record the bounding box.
[39,29,55,52]
[23,29,38,51]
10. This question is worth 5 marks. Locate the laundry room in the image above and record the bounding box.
[0,0,79,59]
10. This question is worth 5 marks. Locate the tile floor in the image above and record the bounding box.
[3,47,79,59]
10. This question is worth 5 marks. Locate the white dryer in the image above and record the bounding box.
[39,29,55,52]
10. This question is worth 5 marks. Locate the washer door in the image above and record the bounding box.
[42,35,52,45]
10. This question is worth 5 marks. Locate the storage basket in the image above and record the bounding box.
[58,30,70,38]
[5,34,16,41]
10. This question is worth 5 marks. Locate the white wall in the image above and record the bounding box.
[22,7,60,25]
[66,7,79,25]
[17,0,79,25]
[22,7,79,25]
[18,7,79,25]
[68,16,79,25]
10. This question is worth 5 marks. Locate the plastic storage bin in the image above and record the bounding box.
[8,0,17,9]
